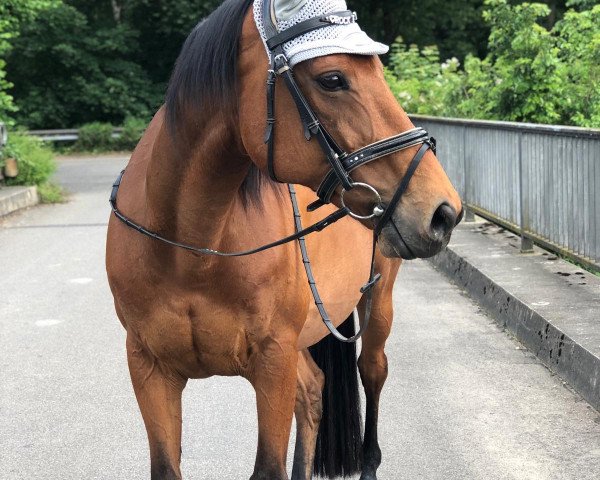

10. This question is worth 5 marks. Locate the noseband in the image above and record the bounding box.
[109,2,436,343]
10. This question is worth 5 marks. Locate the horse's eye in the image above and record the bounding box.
[317,73,348,91]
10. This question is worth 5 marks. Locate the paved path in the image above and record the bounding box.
[1,156,599,480]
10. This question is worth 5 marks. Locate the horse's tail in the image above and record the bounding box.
[308,313,363,478]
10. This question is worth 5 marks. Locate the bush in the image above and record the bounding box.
[114,117,146,151]
[37,181,66,203]
[71,118,146,152]
[386,0,600,128]
[74,122,114,152]
[1,133,55,186]
[386,42,464,117]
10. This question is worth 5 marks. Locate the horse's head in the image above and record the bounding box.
[239,0,462,259]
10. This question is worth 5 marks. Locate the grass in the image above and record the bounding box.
[37,182,67,203]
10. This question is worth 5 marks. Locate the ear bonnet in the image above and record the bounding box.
[253,0,389,66]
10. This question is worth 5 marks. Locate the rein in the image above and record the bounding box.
[109,2,436,343]
[110,171,349,257]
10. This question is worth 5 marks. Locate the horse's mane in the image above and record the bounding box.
[165,0,270,206]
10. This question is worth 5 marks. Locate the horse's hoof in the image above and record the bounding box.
[359,471,377,480]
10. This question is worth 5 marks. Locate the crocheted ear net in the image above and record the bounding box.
[253,0,389,66]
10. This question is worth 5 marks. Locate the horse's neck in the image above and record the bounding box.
[145,115,249,249]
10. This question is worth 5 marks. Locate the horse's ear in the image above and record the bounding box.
[274,0,307,22]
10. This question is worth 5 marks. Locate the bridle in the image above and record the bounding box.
[109,1,436,343]
[261,1,435,217]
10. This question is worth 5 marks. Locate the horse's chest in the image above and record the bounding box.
[128,272,306,378]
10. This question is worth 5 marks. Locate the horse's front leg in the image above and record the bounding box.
[357,259,400,480]
[249,335,299,480]
[127,332,187,480]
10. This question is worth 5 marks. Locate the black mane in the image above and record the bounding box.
[165,0,270,205]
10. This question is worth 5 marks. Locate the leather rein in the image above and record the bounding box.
[109,2,436,343]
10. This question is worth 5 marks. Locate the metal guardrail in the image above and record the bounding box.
[410,114,600,273]
[28,128,123,142]
[23,120,600,271]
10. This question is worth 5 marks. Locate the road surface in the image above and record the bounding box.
[1,156,599,479]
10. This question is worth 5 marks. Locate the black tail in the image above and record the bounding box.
[308,314,363,478]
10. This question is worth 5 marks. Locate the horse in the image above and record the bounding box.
[105,0,462,479]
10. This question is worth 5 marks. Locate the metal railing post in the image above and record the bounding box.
[519,131,534,253]
[462,125,475,222]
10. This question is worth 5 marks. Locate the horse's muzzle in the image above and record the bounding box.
[377,203,461,259]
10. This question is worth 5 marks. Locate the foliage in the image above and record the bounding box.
[386,42,465,117]
[0,133,56,186]
[0,0,591,129]
[71,117,146,152]
[74,122,114,151]
[386,0,600,127]
[349,0,491,62]
[553,4,600,127]
[37,181,67,203]
[5,2,161,128]
[122,0,221,86]
[114,117,146,151]
[0,0,61,123]
[0,56,14,123]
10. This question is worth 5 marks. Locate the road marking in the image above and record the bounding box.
[35,319,63,327]
[69,277,93,284]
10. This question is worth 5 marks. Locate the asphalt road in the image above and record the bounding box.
[1,156,599,480]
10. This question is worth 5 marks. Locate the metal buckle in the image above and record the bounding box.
[274,54,290,75]
[340,182,384,220]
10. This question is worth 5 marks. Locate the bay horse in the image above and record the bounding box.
[106,0,462,478]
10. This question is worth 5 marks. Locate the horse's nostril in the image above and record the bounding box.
[430,203,457,239]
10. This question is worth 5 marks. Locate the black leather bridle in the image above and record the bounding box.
[261,0,435,216]
[109,1,436,343]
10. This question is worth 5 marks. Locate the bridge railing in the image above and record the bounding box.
[28,128,124,142]
[24,120,600,272]
[410,115,600,273]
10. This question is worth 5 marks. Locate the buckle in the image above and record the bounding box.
[273,54,290,75]
[427,136,437,154]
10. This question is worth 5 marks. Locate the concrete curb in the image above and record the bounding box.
[0,186,39,217]
[428,222,600,412]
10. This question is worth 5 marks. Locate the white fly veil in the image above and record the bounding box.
[253,0,389,66]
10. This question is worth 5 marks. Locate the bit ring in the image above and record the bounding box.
[340,182,384,220]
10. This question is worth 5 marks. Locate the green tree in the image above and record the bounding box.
[386,0,599,127]
[348,0,490,61]
[123,0,221,87]
[0,0,60,122]
[554,4,600,126]
[6,1,160,128]
[473,0,563,123]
